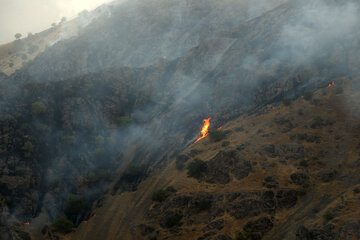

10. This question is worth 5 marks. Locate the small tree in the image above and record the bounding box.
[53,216,74,233]
[62,135,76,145]
[116,116,132,127]
[51,23,57,28]
[186,159,207,178]
[209,129,226,142]
[31,101,47,115]
[303,90,313,100]
[61,17,67,23]
[14,33,22,40]
[152,189,170,202]
[64,195,88,218]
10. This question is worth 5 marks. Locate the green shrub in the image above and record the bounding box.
[121,164,144,182]
[323,210,334,221]
[22,141,34,158]
[282,98,292,106]
[164,213,182,228]
[31,101,47,115]
[176,161,185,170]
[53,216,74,233]
[64,195,88,217]
[303,90,313,100]
[297,187,308,196]
[116,116,132,127]
[62,135,76,145]
[99,169,112,181]
[209,129,226,142]
[186,159,207,178]
[197,199,212,211]
[152,189,170,202]
[237,233,249,240]
[95,135,105,146]
[63,88,74,97]
[222,141,230,147]
[300,160,308,167]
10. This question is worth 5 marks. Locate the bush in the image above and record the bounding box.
[209,129,226,142]
[282,98,292,106]
[197,199,212,211]
[164,213,182,228]
[53,216,74,233]
[222,141,230,147]
[31,101,47,115]
[116,116,132,127]
[176,161,185,170]
[62,135,76,145]
[22,141,34,158]
[323,210,334,221]
[152,189,170,202]
[237,233,249,240]
[63,88,74,97]
[300,160,308,167]
[121,164,144,182]
[186,159,207,178]
[303,90,313,100]
[64,195,88,218]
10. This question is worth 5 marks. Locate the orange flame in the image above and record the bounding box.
[25,222,30,225]
[326,81,335,88]
[194,117,211,143]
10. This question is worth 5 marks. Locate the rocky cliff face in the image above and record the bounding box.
[1,0,360,239]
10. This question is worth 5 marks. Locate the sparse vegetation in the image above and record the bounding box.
[64,195,88,218]
[323,210,334,221]
[303,90,313,100]
[14,33,22,40]
[282,98,292,106]
[31,101,47,115]
[121,164,144,182]
[197,199,212,211]
[53,216,74,233]
[222,141,230,147]
[62,135,76,145]
[22,141,34,158]
[186,158,207,178]
[164,213,182,228]
[209,129,226,142]
[176,161,185,170]
[116,116,132,127]
[152,189,170,202]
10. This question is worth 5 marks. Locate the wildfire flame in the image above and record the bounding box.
[326,81,335,88]
[194,117,211,143]
[25,222,30,225]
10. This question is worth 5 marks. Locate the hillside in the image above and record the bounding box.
[0,0,360,239]
[67,76,360,240]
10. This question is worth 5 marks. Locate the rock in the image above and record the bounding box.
[290,173,309,185]
[276,190,297,209]
[202,219,225,232]
[226,199,261,219]
[243,217,273,237]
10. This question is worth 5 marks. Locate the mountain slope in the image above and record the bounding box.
[68,76,360,240]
